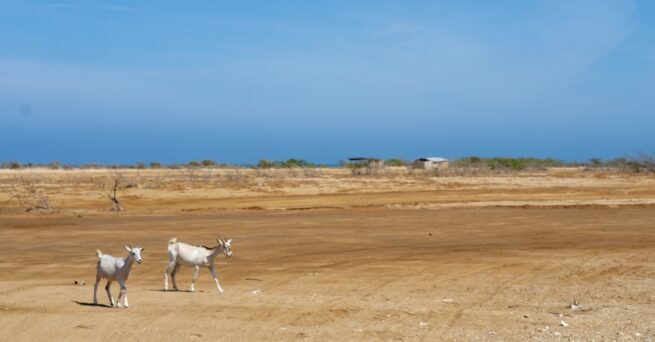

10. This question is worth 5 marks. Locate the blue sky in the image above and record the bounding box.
[1,0,654,164]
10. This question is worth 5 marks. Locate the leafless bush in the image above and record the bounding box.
[349,165,379,176]
[584,154,655,174]
[223,168,248,184]
[104,172,130,211]
[620,154,655,174]
[253,168,272,178]
[302,168,322,178]
[182,169,199,182]
[10,173,52,212]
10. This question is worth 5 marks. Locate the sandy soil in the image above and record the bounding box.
[0,169,654,340]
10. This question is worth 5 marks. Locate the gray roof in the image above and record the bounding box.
[417,157,448,162]
[348,157,382,161]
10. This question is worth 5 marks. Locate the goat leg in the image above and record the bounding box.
[190,265,200,292]
[171,265,180,291]
[209,266,224,293]
[164,261,176,291]
[105,280,115,307]
[93,275,100,305]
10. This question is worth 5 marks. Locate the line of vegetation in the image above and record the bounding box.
[1,155,654,173]
[0,159,325,170]
[0,160,237,170]
[452,156,569,170]
[256,159,325,168]
[450,155,655,173]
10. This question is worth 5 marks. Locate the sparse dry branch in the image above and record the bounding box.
[10,173,52,213]
[106,172,125,211]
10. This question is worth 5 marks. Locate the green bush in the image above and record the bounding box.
[257,160,274,168]
[256,158,316,168]
[453,156,567,170]
[386,158,408,167]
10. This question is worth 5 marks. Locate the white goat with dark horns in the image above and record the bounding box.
[164,236,232,292]
[93,245,144,308]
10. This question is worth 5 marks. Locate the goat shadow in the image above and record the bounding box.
[149,289,206,293]
[73,301,113,308]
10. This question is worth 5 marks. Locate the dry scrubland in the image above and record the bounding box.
[1,168,655,341]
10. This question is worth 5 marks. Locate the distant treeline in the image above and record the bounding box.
[380,156,569,169]
[0,159,325,170]
[387,155,655,172]
[1,155,654,173]
[453,156,568,170]
[256,159,327,168]
[0,160,234,170]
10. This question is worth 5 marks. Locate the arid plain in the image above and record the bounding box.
[1,168,654,341]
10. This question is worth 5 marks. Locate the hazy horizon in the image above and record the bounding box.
[2,1,654,164]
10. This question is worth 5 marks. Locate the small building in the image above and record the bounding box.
[348,157,384,169]
[415,157,449,170]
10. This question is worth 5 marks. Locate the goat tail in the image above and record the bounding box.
[95,249,102,258]
[168,237,177,245]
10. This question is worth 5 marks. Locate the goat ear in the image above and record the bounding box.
[227,239,232,244]
[124,245,131,252]
[140,247,145,251]
[217,238,224,246]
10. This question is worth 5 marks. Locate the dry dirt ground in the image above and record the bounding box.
[0,169,654,341]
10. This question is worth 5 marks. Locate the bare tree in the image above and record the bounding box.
[10,173,52,213]
[107,172,125,211]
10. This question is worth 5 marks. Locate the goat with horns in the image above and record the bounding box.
[164,236,232,292]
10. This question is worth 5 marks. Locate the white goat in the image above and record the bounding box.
[93,246,144,308]
[164,237,232,292]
